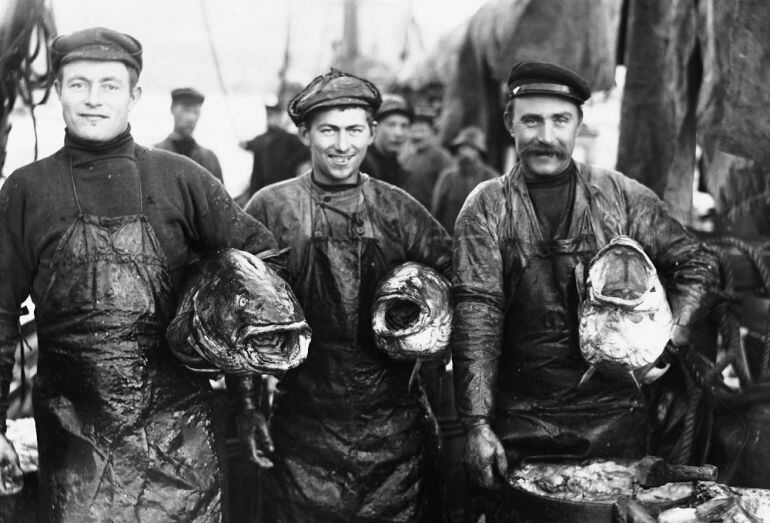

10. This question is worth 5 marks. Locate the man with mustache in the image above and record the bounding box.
[243,69,451,522]
[431,126,498,234]
[0,27,278,522]
[451,60,717,520]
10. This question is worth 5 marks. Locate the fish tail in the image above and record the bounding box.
[408,360,422,392]
[578,366,596,387]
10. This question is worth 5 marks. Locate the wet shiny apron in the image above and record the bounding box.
[33,154,226,522]
[264,186,441,522]
[493,175,647,462]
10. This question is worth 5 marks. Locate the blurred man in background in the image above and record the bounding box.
[400,107,453,210]
[155,87,223,182]
[431,126,497,234]
[237,101,309,204]
[361,93,413,188]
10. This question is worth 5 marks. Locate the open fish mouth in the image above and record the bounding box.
[236,322,311,372]
[372,294,429,338]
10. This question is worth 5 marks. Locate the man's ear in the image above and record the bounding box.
[128,86,142,112]
[503,108,514,136]
[368,121,377,146]
[54,79,62,99]
[298,124,310,146]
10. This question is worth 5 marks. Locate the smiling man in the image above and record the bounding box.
[0,27,278,522]
[244,69,451,522]
[450,60,717,521]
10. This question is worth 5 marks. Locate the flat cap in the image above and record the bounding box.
[506,59,590,105]
[288,68,381,125]
[376,94,414,122]
[412,106,438,125]
[451,126,487,155]
[51,27,142,74]
[171,87,205,105]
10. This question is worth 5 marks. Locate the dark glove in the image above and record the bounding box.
[230,376,274,468]
[0,434,22,494]
[464,423,508,489]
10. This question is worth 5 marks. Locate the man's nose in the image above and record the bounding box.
[539,121,556,143]
[85,86,101,106]
[335,131,350,151]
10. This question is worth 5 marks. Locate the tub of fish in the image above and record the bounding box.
[504,459,696,522]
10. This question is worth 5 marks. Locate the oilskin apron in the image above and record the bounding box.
[32,155,226,522]
[493,173,647,463]
[264,186,441,522]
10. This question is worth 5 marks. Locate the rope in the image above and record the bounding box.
[197,0,241,139]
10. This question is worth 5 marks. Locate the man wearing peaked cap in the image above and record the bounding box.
[155,87,224,182]
[243,68,452,522]
[0,26,279,522]
[431,126,498,235]
[360,93,414,188]
[450,59,718,520]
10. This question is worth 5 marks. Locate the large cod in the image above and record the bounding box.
[167,249,310,376]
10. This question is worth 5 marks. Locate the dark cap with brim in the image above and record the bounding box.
[412,107,437,125]
[451,126,487,155]
[171,87,205,105]
[506,59,590,105]
[51,27,142,74]
[376,94,414,122]
[288,68,381,125]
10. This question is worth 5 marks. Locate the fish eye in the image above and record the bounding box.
[237,292,249,308]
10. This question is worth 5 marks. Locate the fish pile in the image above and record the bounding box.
[578,235,673,386]
[509,459,694,504]
[167,249,310,376]
[371,262,452,362]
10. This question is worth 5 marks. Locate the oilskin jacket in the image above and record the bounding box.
[0,130,277,522]
[246,172,452,522]
[155,135,224,182]
[452,161,717,463]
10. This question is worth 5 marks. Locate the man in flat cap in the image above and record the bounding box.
[400,107,453,210]
[450,60,717,520]
[431,126,498,234]
[0,27,279,522]
[155,87,224,182]
[243,68,451,522]
[360,93,413,188]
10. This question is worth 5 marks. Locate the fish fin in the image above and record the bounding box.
[629,369,642,390]
[409,360,422,392]
[578,366,596,387]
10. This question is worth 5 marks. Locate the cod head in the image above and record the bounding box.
[578,236,673,386]
[168,249,310,376]
[371,262,452,361]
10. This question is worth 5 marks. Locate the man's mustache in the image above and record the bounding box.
[521,142,567,158]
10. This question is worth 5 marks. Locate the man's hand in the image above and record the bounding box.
[464,423,508,489]
[0,433,22,494]
[236,408,274,469]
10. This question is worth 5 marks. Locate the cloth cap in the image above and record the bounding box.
[171,87,205,105]
[451,126,487,155]
[506,59,590,105]
[51,27,142,74]
[412,106,437,125]
[288,68,381,125]
[376,94,414,122]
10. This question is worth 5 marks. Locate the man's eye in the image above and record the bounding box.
[104,84,119,91]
